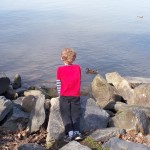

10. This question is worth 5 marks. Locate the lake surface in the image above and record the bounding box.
[0,0,150,88]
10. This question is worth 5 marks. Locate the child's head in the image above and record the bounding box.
[61,48,76,65]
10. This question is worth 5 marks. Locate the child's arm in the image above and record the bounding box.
[56,79,61,96]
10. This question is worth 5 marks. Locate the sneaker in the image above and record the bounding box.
[64,135,74,142]
[74,132,83,141]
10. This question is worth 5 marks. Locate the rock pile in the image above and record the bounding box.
[0,72,150,150]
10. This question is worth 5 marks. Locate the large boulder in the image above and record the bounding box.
[80,97,110,132]
[2,104,29,131]
[59,141,91,150]
[132,84,150,107]
[46,97,64,147]
[109,107,150,134]
[90,127,126,143]
[107,102,150,119]
[102,137,150,150]
[0,73,10,95]
[106,73,150,107]
[106,72,134,103]
[91,74,120,108]
[18,143,46,150]
[46,97,110,145]
[90,127,125,142]
[28,94,46,133]
[0,96,13,122]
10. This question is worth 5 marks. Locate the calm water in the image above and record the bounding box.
[0,0,150,88]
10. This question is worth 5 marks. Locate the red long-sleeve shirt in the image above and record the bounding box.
[56,64,81,96]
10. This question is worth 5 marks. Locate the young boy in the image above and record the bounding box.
[56,48,83,142]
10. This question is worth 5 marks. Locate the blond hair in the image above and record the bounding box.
[61,48,76,64]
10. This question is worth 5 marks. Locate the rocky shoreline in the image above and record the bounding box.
[0,72,150,150]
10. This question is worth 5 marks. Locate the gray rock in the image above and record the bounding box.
[80,97,110,132]
[28,94,45,133]
[91,74,120,108]
[13,97,24,106]
[104,101,128,112]
[12,73,21,89]
[24,90,42,97]
[46,97,65,143]
[90,127,126,142]
[4,85,18,100]
[22,95,36,113]
[46,97,110,144]
[109,107,150,134]
[133,84,150,107]
[125,76,150,88]
[0,73,10,94]
[106,72,134,102]
[2,104,29,131]
[59,141,91,150]
[106,73,150,107]
[102,137,150,150]
[105,101,150,119]
[129,106,150,119]
[112,101,128,112]
[0,96,13,122]
[18,143,46,150]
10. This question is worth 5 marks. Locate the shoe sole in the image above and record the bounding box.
[74,137,83,141]
[64,140,70,143]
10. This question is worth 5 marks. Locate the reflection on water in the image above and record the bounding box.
[0,0,150,87]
